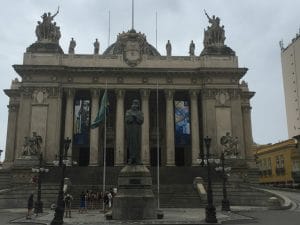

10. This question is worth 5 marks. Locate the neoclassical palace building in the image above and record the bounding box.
[3,11,254,169]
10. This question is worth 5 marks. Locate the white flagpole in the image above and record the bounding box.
[108,10,111,47]
[155,11,158,49]
[102,81,108,213]
[156,80,160,209]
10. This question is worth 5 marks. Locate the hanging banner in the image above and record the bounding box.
[174,101,190,145]
[74,99,90,145]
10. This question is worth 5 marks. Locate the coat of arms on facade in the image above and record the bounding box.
[124,40,142,67]
[102,29,160,67]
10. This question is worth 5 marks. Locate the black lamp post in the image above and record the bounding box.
[203,136,217,223]
[218,151,230,211]
[51,137,71,225]
[33,153,49,214]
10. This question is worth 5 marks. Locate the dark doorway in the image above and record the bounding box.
[175,147,185,166]
[106,148,114,166]
[78,147,90,166]
[150,147,161,166]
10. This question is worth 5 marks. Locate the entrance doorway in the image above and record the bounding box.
[175,147,185,166]
[106,148,114,166]
[78,147,90,166]
[150,147,161,166]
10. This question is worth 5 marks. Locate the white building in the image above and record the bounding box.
[281,31,300,138]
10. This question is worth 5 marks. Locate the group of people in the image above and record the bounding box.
[79,189,116,213]
[26,189,116,219]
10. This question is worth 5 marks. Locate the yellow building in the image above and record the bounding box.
[255,136,300,187]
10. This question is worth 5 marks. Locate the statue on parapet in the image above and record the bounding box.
[220,132,238,157]
[35,7,61,43]
[125,99,144,165]
[68,38,76,54]
[166,40,172,56]
[94,38,100,54]
[22,132,42,156]
[189,40,195,56]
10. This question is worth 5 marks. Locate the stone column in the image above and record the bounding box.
[115,89,125,166]
[89,89,100,166]
[141,89,150,165]
[242,105,254,159]
[64,88,74,160]
[190,90,200,166]
[165,90,175,166]
[4,104,19,165]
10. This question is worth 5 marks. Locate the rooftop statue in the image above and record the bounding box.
[68,37,76,54]
[189,40,195,56]
[35,7,61,43]
[204,10,225,48]
[94,38,100,54]
[201,10,235,56]
[166,40,172,56]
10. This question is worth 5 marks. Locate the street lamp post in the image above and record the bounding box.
[216,151,231,211]
[51,137,71,225]
[203,136,217,223]
[33,153,49,214]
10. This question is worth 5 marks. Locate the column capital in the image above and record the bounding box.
[189,89,199,98]
[7,104,19,112]
[140,89,150,99]
[115,89,125,98]
[242,104,252,113]
[164,89,174,100]
[64,88,75,97]
[91,89,101,98]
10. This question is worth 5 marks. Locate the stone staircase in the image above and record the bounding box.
[0,169,12,189]
[0,166,270,209]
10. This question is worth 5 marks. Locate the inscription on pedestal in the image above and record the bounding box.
[129,179,141,185]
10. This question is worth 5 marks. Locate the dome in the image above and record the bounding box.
[103,29,160,56]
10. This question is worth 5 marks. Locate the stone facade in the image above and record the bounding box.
[3,13,255,168]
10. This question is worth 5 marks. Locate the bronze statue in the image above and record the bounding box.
[125,99,144,164]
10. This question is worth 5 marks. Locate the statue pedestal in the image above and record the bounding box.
[13,156,39,168]
[112,165,160,220]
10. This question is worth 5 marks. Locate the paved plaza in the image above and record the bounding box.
[3,207,258,225]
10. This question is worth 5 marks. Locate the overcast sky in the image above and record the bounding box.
[0,0,300,160]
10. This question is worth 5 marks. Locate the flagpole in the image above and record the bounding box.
[102,81,108,213]
[156,80,160,209]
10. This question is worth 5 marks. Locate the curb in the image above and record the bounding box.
[250,187,293,210]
